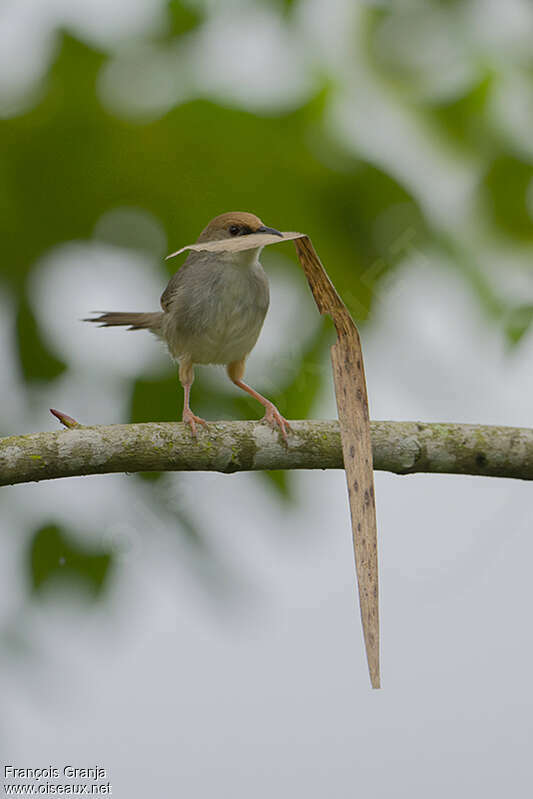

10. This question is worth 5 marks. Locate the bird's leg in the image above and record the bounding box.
[179,359,207,437]
[183,383,208,437]
[227,360,291,443]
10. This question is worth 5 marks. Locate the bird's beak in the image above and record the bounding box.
[257,225,283,237]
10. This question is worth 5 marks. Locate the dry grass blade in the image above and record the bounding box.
[166,231,305,259]
[294,236,380,689]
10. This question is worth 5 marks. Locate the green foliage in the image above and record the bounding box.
[28,523,113,597]
[16,296,66,382]
[484,155,533,242]
[504,304,533,348]
[166,0,202,37]
[0,16,527,396]
[427,76,494,154]
[0,31,423,452]
[2,1,533,603]
[0,33,424,386]
[130,373,180,424]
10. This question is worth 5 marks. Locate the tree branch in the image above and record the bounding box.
[1,419,533,487]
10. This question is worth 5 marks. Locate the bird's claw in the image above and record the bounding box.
[182,408,208,438]
[262,402,291,444]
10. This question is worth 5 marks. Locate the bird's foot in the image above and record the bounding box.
[182,408,208,437]
[261,402,291,444]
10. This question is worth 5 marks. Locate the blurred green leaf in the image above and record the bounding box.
[28,523,113,597]
[166,0,202,37]
[136,469,165,483]
[504,304,533,347]
[427,75,494,154]
[435,233,507,321]
[261,0,298,13]
[16,295,66,382]
[264,468,290,497]
[483,155,533,241]
[130,372,179,423]
[321,164,427,319]
[263,317,333,421]
[0,35,108,293]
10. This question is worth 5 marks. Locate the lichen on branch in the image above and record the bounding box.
[1,419,533,487]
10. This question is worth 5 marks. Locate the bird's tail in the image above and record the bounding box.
[84,311,164,333]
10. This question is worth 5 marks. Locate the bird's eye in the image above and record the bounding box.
[229,225,240,236]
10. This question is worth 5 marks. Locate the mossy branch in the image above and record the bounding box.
[1,419,533,487]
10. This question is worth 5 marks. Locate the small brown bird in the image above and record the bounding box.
[86,212,291,439]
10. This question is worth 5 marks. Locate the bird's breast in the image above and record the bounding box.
[165,259,270,365]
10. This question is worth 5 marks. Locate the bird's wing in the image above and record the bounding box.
[160,251,221,340]
[160,252,197,313]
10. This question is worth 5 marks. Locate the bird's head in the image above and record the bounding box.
[197,212,282,243]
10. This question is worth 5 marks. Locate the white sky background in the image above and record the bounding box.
[2,1,533,796]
